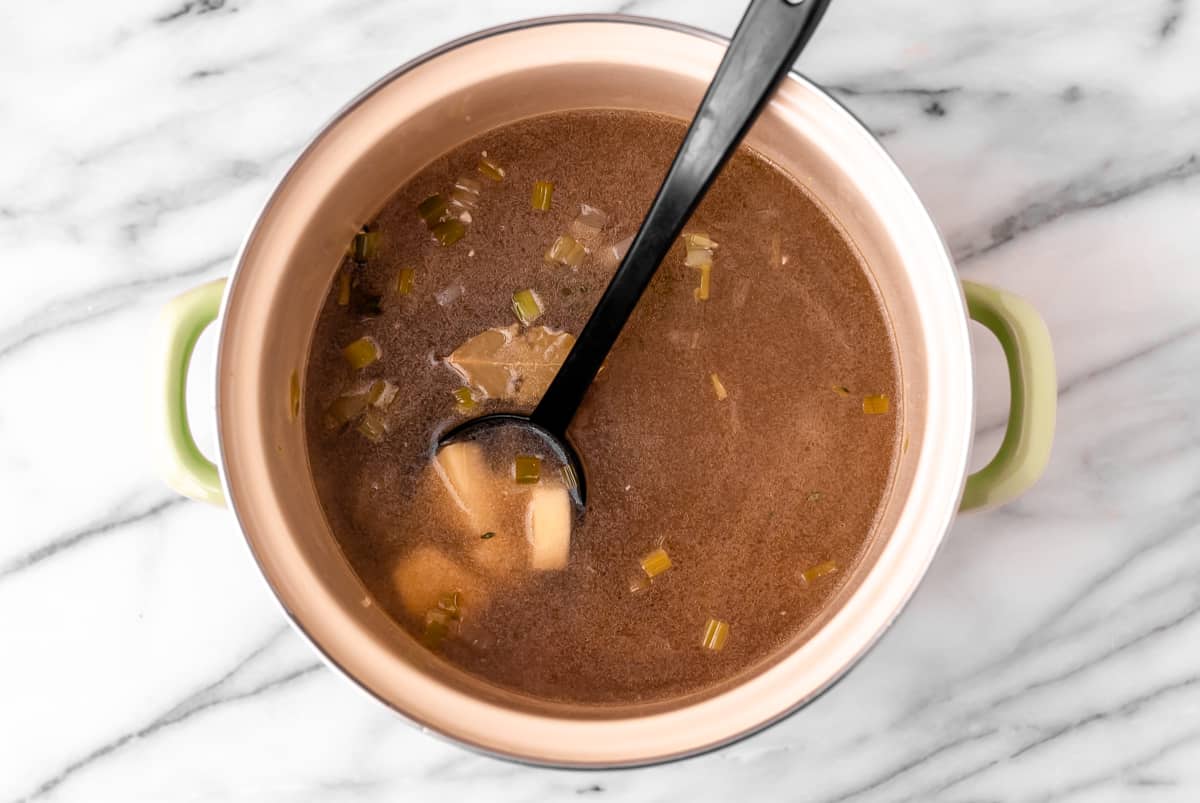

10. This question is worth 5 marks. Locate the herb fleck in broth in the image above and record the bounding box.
[304,110,901,704]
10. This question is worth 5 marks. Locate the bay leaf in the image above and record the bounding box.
[446,324,575,403]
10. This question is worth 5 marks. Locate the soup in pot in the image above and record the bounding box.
[304,109,900,704]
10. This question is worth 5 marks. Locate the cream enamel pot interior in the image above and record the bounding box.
[152,16,1056,767]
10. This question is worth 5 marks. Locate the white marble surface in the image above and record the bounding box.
[3,0,1199,800]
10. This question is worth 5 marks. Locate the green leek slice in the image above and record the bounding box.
[324,391,369,430]
[531,180,554,211]
[700,618,730,651]
[694,263,712,301]
[357,408,388,443]
[431,218,466,246]
[863,394,890,415]
[289,370,301,420]
[511,289,542,325]
[515,455,541,484]
[710,372,727,400]
[640,547,672,578]
[801,560,838,585]
[351,224,380,263]
[418,194,449,227]
[396,267,416,296]
[452,387,477,412]
[478,156,506,182]
[546,234,587,267]
[342,336,380,369]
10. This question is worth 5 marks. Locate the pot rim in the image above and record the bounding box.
[213,13,973,768]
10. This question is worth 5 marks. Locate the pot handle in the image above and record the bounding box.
[153,278,228,506]
[960,281,1056,511]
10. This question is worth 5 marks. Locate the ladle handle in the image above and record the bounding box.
[531,0,832,436]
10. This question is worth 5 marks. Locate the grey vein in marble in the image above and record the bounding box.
[0,495,186,582]
[953,152,1200,263]
[16,627,322,803]
[0,254,230,361]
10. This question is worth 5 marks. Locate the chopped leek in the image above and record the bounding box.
[418,194,449,227]
[324,390,370,429]
[453,183,481,199]
[683,232,718,250]
[515,455,541,484]
[685,246,714,267]
[577,203,608,229]
[437,591,462,617]
[628,575,650,594]
[604,234,634,268]
[694,263,712,301]
[531,180,554,211]
[478,156,506,182]
[352,224,380,263]
[640,547,672,578]
[684,231,715,302]
[450,176,482,209]
[806,491,823,502]
[337,271,351,306]
[357,408,388,443]
[862,394,890,415]
[452,386,477,412]
[431,218,466,246]
[559,463,579,492]
[396,267,416,296]
[511,288,542,325]
[422,609,452,648]
[367,379,398,409]
[288,370,300,420]
[800,560,838,585]
[832,385,851,397]
[435,284,463,306]
[480,531,496,540]
[569,203,609,242]
[454,176,482,197]
[545,234,587,267]
[770,232,782,269]
[342,336,380,369]
[710,372,728,401]
[700,618,730,651]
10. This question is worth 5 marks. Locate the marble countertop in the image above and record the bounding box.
[3,0,1199,800]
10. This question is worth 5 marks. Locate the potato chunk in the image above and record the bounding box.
[391,545,488,618]
[433,441,498,533]
[525,485,571,570]
[471,533,528,578]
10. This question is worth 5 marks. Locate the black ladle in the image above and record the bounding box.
[440,0,833,504]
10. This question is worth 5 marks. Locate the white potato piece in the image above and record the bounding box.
[432,443,529,578]
[391,545,488,617]
[525,485,571,570]
[433,441,498,533]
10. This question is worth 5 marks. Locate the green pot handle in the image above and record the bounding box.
[959,281,1056,511]
[153,278,228,506]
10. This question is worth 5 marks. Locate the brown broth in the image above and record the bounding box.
[304,110,901,704]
